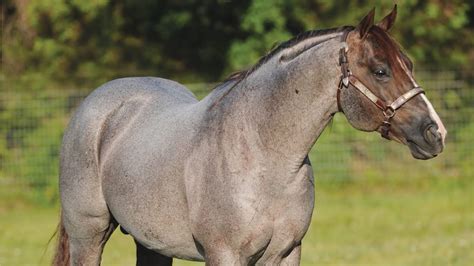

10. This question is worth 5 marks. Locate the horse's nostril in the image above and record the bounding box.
[424,124,440,145]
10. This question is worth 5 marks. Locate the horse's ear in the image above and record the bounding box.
[377,4,397,31]
[357,8,375,39]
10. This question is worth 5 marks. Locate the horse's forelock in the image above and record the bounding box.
[368,26,412,82]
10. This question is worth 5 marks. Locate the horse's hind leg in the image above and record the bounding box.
[62,209,117,265]
[135,240,173,266]
[60,179,117,265]
[60,153,117,265]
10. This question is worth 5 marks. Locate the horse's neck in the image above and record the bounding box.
[204,38,344,172]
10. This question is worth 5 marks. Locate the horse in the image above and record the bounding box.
[53,6,446,266]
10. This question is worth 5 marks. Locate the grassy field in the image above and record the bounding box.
[1,175,472,266]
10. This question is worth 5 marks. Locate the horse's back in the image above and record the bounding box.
[61,77,197,188]
[61,77,197,174]
[85,77,198,111]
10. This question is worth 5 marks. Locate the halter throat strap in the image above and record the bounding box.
[336,30,424,139]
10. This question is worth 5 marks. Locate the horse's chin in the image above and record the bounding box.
[407,141,437,160]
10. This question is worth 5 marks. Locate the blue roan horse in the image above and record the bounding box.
[53,6,446,266]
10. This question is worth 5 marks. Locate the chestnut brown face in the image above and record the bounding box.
[339,6,446,159]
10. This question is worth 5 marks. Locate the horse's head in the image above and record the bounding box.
[338,5,446,160]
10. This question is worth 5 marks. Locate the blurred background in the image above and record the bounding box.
[1,0,473,265]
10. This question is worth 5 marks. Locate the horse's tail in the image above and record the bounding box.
[52,214,70,266]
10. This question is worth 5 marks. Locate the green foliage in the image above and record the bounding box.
[3,0,473,82]
[0,86,72,204]
[456,121,474,175]
[17,115,64,203]
[227,0,474,74]
[228,0,291,70]
[4,0,254,82]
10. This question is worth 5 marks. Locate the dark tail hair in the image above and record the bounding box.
[52,215,70,266]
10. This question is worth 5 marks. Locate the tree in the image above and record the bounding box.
[2,0,472,83]
[228,0,473,73]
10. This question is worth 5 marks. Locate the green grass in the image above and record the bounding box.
[1,177,472,265]
[303,184,474,265]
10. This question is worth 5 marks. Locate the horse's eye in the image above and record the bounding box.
[374,69,387,77]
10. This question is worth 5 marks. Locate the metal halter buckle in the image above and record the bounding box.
[383,107,395,119]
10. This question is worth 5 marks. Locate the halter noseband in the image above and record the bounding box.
[336,30,424,139]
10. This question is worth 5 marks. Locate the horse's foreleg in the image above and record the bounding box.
[204,249,245,266]
[135,240,173,266]
[280,244,301,266]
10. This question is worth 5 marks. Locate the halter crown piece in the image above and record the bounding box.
[336,30,424,139]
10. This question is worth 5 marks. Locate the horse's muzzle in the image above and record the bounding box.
[407,122,444,160]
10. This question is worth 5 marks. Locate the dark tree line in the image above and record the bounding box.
[2,0,473,83]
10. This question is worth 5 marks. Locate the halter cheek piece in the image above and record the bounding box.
[336,31,424,139]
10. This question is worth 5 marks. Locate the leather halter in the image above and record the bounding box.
[336,30,424,139]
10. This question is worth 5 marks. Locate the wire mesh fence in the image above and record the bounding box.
[0,70,473,203]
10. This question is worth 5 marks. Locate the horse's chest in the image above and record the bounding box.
[189,160,315,262]
[242,170,315,259]
[269,182,315,238]
[252,166,315,260]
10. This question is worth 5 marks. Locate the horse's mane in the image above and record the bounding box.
[220,25,356,85]
[211,23,413,103]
